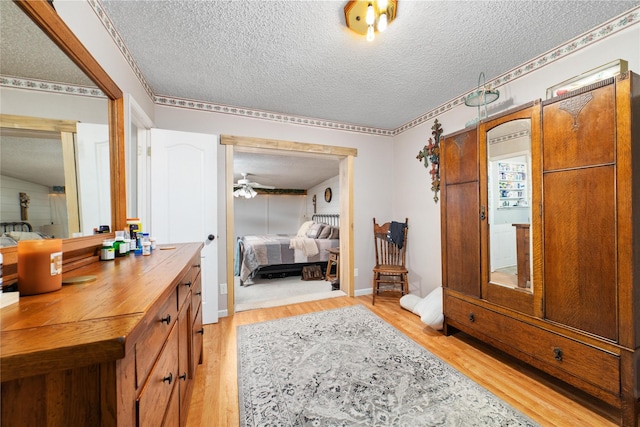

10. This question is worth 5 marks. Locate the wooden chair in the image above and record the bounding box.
[372,218,408,305]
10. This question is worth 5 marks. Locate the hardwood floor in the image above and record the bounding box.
[185,295,619,427]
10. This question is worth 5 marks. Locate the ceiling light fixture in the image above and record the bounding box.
[344,0,397,42]
[465,72,500,120]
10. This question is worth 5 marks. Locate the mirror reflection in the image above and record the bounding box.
[486,119,532,290]
[0,1,111,243]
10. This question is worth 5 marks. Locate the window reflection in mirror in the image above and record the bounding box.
[0,0,111,243]
[486,119,532,291]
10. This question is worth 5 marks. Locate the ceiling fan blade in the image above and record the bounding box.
[251,183,275,189]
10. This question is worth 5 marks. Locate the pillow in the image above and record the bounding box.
[6,231,44,241]
[305,222,324,238]
[318,225,332,239]
[296,220,314,237]
[419,287,444,330]
[329,226,340,240]
[399,287,444,330]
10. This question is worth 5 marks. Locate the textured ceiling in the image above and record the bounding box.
[2,0,639,192]
[99,0,640,130]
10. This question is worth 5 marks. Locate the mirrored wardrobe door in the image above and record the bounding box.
[479,101,543,317]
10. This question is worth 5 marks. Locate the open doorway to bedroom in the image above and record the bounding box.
[222,135,356,316]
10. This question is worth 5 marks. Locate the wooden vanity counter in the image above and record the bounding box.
[1,242,204,426]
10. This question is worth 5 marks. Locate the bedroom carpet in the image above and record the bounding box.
[237,305,540,427]
[234,275,345,312]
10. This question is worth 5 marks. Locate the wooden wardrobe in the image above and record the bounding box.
[440,71,639,426]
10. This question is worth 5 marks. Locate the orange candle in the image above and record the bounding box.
[17,239,63,295]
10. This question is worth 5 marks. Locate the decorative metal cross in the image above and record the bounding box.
[416,119,444,203]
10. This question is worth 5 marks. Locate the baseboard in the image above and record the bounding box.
[354,288,373,297]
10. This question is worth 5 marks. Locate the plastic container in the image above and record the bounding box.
[126,218,142,250]
[100,240,115,261]
[114,231,128,257]
[17,239,63,295]
[141,233,151,256]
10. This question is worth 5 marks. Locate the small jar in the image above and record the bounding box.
[114,231,127,257]
[142,233,151,256]
[100,240,115,261]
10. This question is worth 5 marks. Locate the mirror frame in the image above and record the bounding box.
[479,100,543,317]
[1,1,125,274]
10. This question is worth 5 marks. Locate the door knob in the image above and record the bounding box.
[207,234,215,241]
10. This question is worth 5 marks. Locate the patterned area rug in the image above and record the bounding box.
[237,305,540,426]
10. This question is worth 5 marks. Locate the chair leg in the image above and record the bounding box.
[372,274,377,305]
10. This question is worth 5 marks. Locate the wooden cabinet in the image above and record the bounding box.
[0,243,205,427]
[442,72,640,426]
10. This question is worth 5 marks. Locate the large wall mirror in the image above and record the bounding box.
[479,102,542,316]
[0,1,125,266]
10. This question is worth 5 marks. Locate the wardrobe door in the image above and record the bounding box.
[542,80,617,341]
[440,127,480,297]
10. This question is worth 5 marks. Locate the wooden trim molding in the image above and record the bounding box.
[223,135,357,314]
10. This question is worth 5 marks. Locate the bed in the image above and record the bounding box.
[0,221,51,247]
[236,214,340,285]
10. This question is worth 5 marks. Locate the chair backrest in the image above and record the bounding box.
[373,218,408,267]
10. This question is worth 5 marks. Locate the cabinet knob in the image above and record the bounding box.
[161,314,171,325]
[184,281,192,288]
[179,372,187,381]
[469,313,475,323]
[553,347,563,362]
[163,372,173,384]
[196,328,204,335]
[195,291,202,296]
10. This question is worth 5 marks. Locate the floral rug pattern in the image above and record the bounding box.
[237,304,539,427]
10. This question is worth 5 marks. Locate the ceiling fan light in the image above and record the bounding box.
[366,4,375,25]
[378,13,387,32]
[366,25,375,41]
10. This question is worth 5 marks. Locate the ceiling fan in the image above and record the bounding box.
[233,173,275,198]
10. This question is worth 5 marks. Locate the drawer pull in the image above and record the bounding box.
[194,264,201,268]
[469,313,475,323]
[553,347,563,362]
[184,281,192,288]
[161,314,171,325]
[196,328,204,335]
[195,291,202,296]
[179,372,187,381]
[162,372,173,384]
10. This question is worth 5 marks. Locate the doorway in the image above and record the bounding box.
[221,135,357,316]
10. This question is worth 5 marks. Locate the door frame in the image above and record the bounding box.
[221,135,357,316]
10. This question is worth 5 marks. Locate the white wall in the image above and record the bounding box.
[0,175,51,231]
[306,175,340,216]
[54,3,640,308]
[234,194,306,237]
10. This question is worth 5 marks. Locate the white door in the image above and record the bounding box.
[76,123,111,236]
[150,129,218,324]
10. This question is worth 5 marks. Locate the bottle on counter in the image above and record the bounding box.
[142,233,151,256]
[100,240,115,261]
[114,231,128,257]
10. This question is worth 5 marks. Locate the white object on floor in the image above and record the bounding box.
[400,287,443,330]
[0,292,19,309]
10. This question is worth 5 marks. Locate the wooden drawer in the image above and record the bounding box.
[445,295,620,395]
[190,271,202,320]
[178,259,201,310]
[137,322,178,427]
[136,291,178,388]
[191,302,203,375]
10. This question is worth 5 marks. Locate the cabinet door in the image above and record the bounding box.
[441,128,480,297]
[542,83,617,340]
